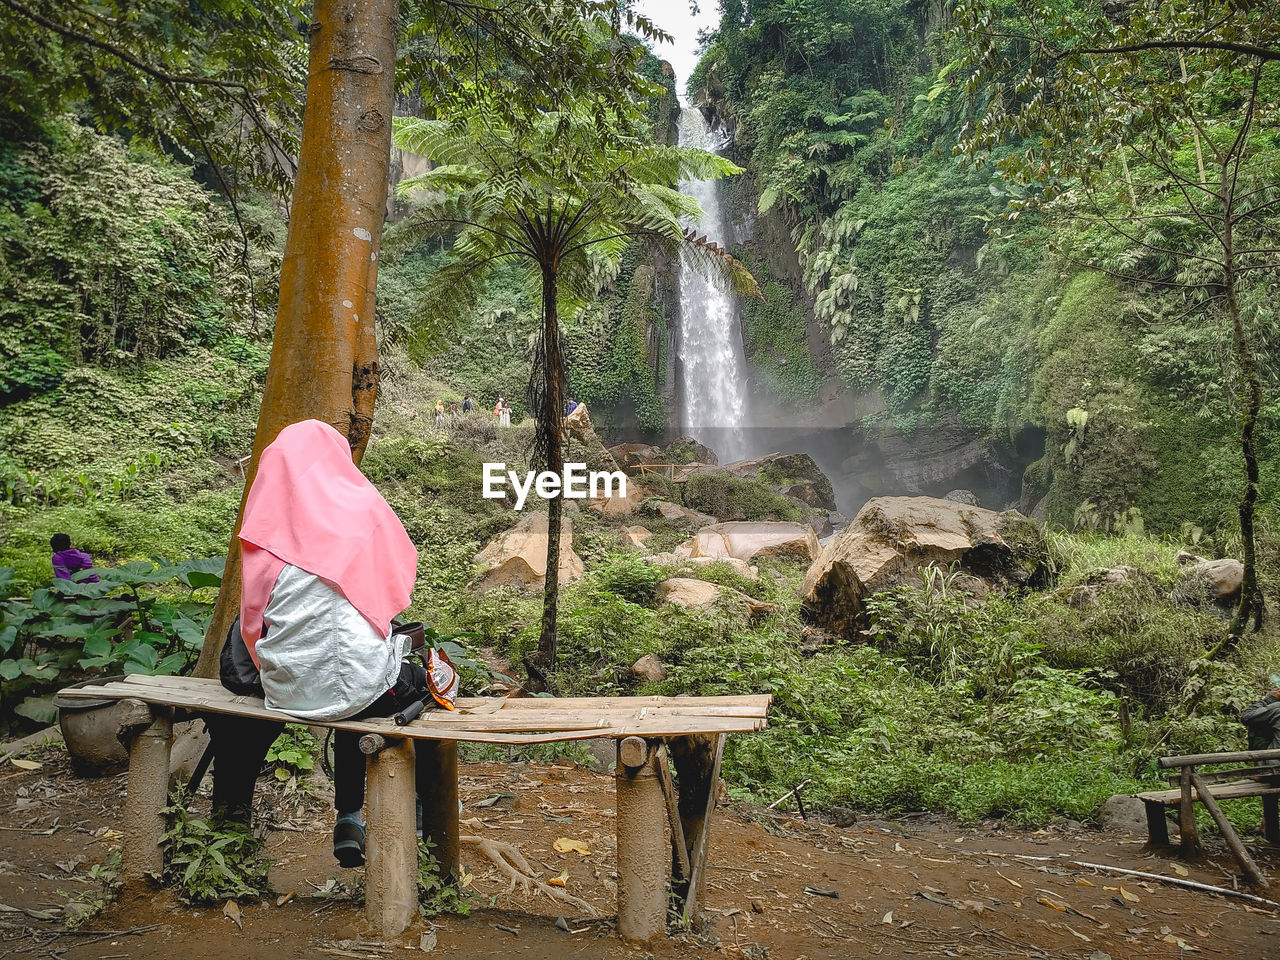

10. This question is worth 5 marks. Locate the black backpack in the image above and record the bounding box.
[219,615,265,698]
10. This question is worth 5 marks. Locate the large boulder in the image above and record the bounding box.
[564,401,594,441]
[609,442,664,472]
[656,577,720,608]
[719,453,837,512]
[663,436,719,466]
[470,512,585,592]
[1174,557,1244,608]
[589,480,658,517]
[681,521,820,564]
[800,496,1049,636]
[652,500,718,526]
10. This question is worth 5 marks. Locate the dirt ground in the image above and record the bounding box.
[4,740,1280,960]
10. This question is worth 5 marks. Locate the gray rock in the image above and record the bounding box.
[630,652,667,683]
[943,488,981,506]
[1097,794,1152,835]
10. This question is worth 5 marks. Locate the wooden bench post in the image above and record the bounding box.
[616,736,667,941]
[1143,799,1171,847]
[668,732,724,929]
[364,736,417,938]
[119,700,172,885]
[1264,795,1280,845]
[417,739,459,878]
[1179,766,1201,857]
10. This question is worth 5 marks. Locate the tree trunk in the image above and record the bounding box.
[526,263,565,692]
[194,0,397,678]
[1222,172,1264,641]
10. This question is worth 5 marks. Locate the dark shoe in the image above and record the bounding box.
[333,813,365,868]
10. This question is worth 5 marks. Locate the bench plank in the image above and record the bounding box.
[1138,780,1280,804]
[57,676,771,740]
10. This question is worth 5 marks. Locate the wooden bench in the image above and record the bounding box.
[57,674,770,940]
[1137,748,1280,887]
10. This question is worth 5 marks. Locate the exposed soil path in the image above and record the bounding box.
[3,742,1279,959]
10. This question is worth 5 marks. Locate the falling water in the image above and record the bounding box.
[677,108,749,464]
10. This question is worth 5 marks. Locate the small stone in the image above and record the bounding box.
[630,653,667,684]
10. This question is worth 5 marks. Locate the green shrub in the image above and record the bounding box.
[161,789,272,903]
[683,473,800,521]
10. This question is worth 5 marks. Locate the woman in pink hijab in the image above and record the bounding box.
[212,420,436,867]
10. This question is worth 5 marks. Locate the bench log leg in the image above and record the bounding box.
[616,737,667,942]
[1179,767,1201,857]
[668,733,725,929]
[417,739,459,878]
[1144,800,1171,848]
[1264,795,1280,845]
[365,737,417,938]
[120,704,172,885]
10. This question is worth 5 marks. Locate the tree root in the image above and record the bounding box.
[460,834,596,916]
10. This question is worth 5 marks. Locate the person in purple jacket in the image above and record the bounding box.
[50,533,99,583]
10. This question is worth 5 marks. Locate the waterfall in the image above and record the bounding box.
[677,108,749,464]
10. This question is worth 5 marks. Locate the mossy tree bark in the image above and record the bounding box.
[194,0,397,678]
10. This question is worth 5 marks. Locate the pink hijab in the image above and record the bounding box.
[238,420,418,662]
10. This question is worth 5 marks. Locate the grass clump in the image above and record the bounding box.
[683,473,801,522]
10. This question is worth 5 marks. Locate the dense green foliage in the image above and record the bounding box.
[694,0,1280,540]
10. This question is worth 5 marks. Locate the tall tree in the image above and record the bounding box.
[392,109,758,690]
[193,1,671,674]
[191,0,397,677]
[952,0,1280,643]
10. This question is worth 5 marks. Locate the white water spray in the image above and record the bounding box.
[677,108,748,463]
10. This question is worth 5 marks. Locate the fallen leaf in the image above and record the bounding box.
[1038,896,1067,912]
[223,900,242,929]
[9,759,41,771]
[548,870,569,888]
[882,911,894,925]
[1065,925,1091,942]
[1119,886,1140,903]
[997,871,1022,889]
[1162,934,1197,951]
[419,931,437,951]
[275,892,294,907]
[553,837,590,856]
[460,866,473,889]
[1172,864,1189,877]
[894,842,906,853]
[1075,878,1095,887]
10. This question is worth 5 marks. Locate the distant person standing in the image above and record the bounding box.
[566,396,578,416]
[50,533,99,583]
[434,399,445,425]
[462,395,474,413]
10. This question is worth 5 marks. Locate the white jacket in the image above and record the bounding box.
[256,564,405,721]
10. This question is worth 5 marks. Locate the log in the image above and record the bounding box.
[364,736,417,938]
[359,733,389,755]
[619,736,648,769]
[1191,772,1268,888]
[0,725,62,764]
[1160,748,1280,768]
[418,739,460,879]
[616,738,667,941]
[120,703,172,885]
[1179,767,1200,857]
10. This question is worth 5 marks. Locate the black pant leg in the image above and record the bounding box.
[333,727,366,813]
[207,714,285,824]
